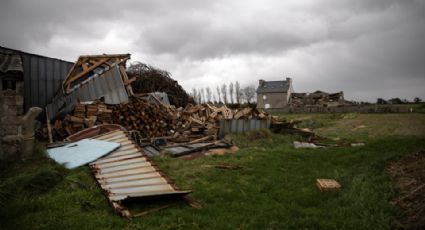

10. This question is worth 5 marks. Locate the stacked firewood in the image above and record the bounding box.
[46,96,270,141]
[109,97,176,137]
[47,101,113,140]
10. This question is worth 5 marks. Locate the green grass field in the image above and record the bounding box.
[1,113,424,229]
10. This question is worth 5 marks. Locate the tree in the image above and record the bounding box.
[389,98,403,104]
[192,88,198,104]
[206,87,212,103]
[229,82,234,104]
[235,81,241,104]
[243,85,256,103]
[376,98,386,104]
[414,97,422,103]
[128,61,194,107]
[200,88,205,104]
[221,83,228,104]
[216,86,222,103]
[197,90,202,104]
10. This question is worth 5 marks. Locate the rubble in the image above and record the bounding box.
[291,91,345,108]
[44,96,270,143]
[293,141,324,149]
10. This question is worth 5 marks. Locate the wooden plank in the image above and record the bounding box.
[316,179,341,191]
[63,57,109,89]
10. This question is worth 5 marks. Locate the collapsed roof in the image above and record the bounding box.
[46,54,134,120]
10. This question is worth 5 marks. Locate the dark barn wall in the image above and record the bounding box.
[0,46,74,112]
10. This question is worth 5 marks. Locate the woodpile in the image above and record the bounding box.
[44,96,270,142]
[42,101,113,140]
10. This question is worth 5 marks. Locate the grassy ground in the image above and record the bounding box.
[1,113,424,229]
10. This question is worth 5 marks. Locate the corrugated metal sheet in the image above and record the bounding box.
[164,142,232,157]
[0,46,74,113]
[219,119,271,137]
[89,129,190,215]
[46,64,128,119]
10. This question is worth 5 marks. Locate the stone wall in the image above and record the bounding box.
[257,92,289,109]
[0,81,25,160]
[266,104,420,114]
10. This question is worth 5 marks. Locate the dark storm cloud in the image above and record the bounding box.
[0,0,424,101]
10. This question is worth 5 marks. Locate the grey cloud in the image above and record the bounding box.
[0,0,424,101]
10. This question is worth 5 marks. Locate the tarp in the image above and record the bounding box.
[47,139,120,169]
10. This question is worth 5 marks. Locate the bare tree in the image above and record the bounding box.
[212,94,216,104]
[221,83,228,104]
[216,86,221,103]
[229,82,234,104]
[243,85,256,103]
[235,81,241,104]
[192,88,198,104]
[197,90,202,104]
[206,87,212,103]
[200,88,205,104]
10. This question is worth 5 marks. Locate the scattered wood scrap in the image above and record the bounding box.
[202,164,243,170]
[316,179,341,191]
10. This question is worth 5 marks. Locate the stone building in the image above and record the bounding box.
[0,53,25,136]
[0,53,26,160]
[0,47,72,160]
[256,78,293,109]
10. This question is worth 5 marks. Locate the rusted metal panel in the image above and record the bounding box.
[219,119,270,137]
[89,129,191,217]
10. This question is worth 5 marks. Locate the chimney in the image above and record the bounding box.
[259,79,265,86]
[286,77,292,85]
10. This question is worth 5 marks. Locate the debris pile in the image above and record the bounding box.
[45,96,270,142]
[291,91,345,107]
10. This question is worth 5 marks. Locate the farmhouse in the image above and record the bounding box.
[256,77,346,110]
[256,78,294,109]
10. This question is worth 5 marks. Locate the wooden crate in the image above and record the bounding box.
[316,179,341,191]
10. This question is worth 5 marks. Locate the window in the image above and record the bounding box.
[263,95,267,100]
[2,79,16,90]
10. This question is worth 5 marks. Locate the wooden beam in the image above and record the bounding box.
[119,65,134,96]
[46,111,53,144]
[124,77,136,85]
[63,57,109,89]
[82,62,89,71]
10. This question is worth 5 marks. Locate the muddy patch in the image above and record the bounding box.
[388,150,425,229]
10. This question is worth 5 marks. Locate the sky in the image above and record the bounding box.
[1,0,424,102]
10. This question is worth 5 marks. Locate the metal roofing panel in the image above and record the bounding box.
[102,178,168,189]
[89,130,191,209]
[45,65,129,119]
[219,119,271,138]
[99,172,163,184]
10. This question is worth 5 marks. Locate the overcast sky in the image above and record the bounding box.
[1,0,424,101]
